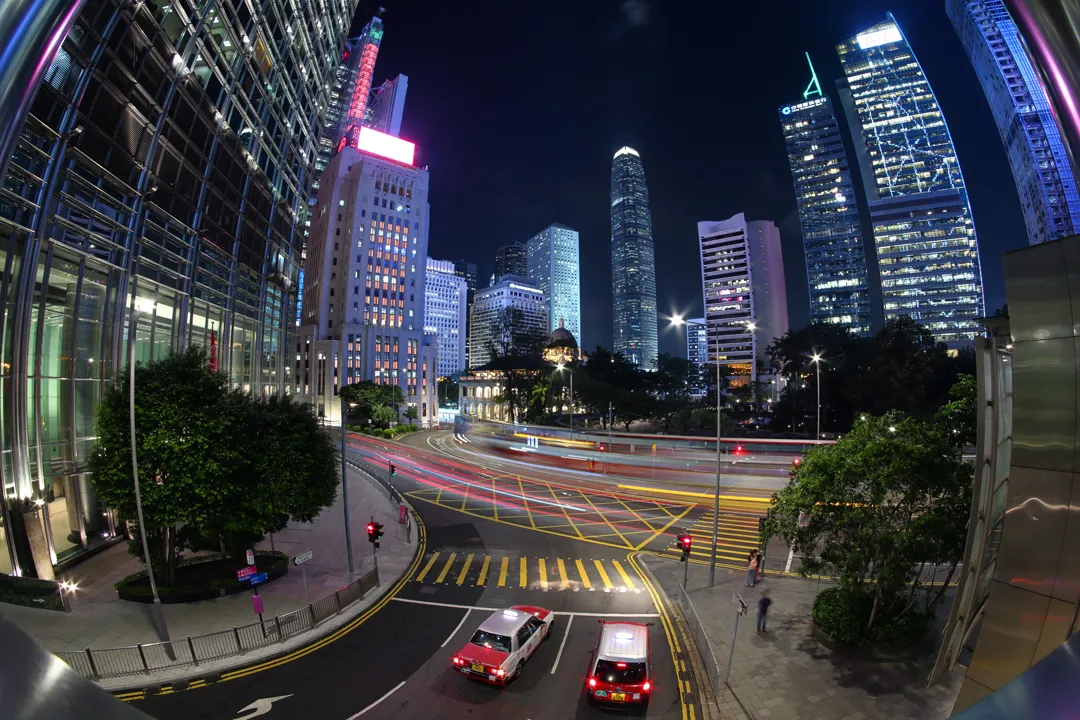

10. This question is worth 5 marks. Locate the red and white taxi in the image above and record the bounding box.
[586,620,653,706]
[452,605,555,685]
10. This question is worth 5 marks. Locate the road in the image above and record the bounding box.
[125,431,711,720]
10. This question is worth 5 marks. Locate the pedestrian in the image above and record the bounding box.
[746,549,759,587]
[756,590,771,634]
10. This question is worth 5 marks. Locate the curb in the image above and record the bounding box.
[102,469,424,695]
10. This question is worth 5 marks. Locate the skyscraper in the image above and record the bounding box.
[947,0,1080,245]
[425,258,468,377]
[686,318,709,397]
[780,55,872,335]
[493,244,528,282]
[468,278,548,369]
[527,224,582,347]
[296,129,437,427]
[0,0,358,577]
[365,74,409,138]
[837,15,985,345]
[697,215,788,384]
[610,147,659,368]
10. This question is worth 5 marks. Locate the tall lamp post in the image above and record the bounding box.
[810,352,823,441]
[556,363,574,439]
[128,300,170,643]
[339,394,357,575]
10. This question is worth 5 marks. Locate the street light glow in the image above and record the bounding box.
[747,321,757,331]
[556,363,565,370]
[810,353,822,363]
[670,314,685,327]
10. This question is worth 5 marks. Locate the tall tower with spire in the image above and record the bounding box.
[779,54,872,335]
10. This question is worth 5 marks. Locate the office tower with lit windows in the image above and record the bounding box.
[296,129,437,427]
[493,243,528,282]
[0,0,358,577]
[947,0,1080,245]
[837,15,985,345]
[610,147,659,368]
[779,56,872,335]
[468,278,548,369]
[698,214,787,385]
[527,224,581,347]
[425,258,468,377]
[686,318,709,397]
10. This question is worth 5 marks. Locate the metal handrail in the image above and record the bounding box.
[54,567,379,681]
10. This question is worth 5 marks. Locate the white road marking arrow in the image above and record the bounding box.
[235,695,294,719]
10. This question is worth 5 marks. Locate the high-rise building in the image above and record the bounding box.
[493,243,528,283]
[947,0,1080,245]
[296,129,437,427]
[686,318,709,397]
[0,0,358,577]
[365,74,409,138]
[837,15,985,345]
[527,224,582,347]
[425,258,468,377]
[454,260,479,292]
[610,147,659,368]
[468,278,548,369]
[779,55,872,336]
[697,214,788,384]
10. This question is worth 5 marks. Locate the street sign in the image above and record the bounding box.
[246,549,255,565]
[249,572,268,585]
[293,550,313,565]
[731,592,748,615]
[237,566,257,582]
[399,504,408,524]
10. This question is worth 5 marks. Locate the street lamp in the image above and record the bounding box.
[556,363,574,439]
[810,352,823,441]
[339,395,357,574]
[671,314,723,587]
[128,299,170,644]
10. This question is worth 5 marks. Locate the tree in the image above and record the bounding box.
[936,374,977,448]
[89,348,340,582]
[405,406,419,422]
[340,381,404,425]
[762,412,971,640]
[371,404,394,428]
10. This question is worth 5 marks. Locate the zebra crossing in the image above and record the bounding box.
[413,552,644,593]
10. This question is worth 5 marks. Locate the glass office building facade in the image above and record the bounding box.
[527,224,581,348]
[838,14,985,345]
[780,96,871,335]
[610,146,658,368]
[0,0,355,578]
[947,0,1080,246]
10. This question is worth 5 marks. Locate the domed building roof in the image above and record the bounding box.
[546,318,578,350]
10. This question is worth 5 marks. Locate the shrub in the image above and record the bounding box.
[870,608,932,648]
[812,587,873,645]
[410,424,419,432]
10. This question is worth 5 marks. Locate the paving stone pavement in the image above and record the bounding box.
[0,463,411,656]
[643,556,963,720]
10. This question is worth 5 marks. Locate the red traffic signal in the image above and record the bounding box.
[793,457,801,465]
[677,532,692,561]
[367,521,384,547]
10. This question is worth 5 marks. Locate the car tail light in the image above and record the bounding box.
[495,668,505,677]
[588,677,597,688]
[452,656,461,665]
[616,662,627,668]
[643,681,651,692]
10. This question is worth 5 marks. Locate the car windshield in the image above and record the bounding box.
[469,630,511,653]
[596,659,647,684]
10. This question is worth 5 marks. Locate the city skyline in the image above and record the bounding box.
[360,1,1028,356]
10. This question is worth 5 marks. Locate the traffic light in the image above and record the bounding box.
[677,533,692,562]
[389,463,397,476]
[367,521,384,548]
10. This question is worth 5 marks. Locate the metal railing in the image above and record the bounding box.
[55,567,379,680]
[677,584,722,695]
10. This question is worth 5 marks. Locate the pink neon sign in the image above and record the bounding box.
[355,126,416,165]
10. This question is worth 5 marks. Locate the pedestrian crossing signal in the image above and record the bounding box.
[389,463,397,476]
[677,532,692,561]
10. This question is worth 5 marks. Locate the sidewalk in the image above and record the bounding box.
[642,556,963,720]
[0,464,415,687]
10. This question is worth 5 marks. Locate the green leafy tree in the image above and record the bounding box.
[340,381,404,425]
[371,404,395,428]
[762,412,971,637]
[936,373,977,448]
[404,406,419,422]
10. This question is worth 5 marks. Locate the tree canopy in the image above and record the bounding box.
[89,347,339,583]
[340,380,404,426]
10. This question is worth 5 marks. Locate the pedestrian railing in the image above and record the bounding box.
[55,567,379,681]
[677,584,722,695]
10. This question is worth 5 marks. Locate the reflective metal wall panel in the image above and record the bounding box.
[1009,339,1076,471]
[967,580,1049,690]
[996,467,1071,596]
[1003,241,1071,342]
[1031,597,1075,665]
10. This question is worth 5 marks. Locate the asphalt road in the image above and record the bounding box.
[126,434,697,720]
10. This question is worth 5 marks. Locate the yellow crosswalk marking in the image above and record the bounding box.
[593,559,614,589]
[556,558,569,589]
[456,553,474,585]
[498,556,509,587]
[575,559,591,589]
[477,555,490,586]
[519,557,528,588]
[435,552,457,583]
[612,560,636,590]
[416,552,440,583]
[538,558,548,590]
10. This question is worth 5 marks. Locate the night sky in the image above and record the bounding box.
[353,1,1026,357]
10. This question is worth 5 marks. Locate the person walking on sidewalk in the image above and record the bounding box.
[746,549,759,587]
[756,590,771,634]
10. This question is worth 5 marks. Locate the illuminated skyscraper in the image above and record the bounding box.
[0,0,358,576]
[947,0,1080,245]
[425,258,468,377]
[780,55,872,335]
[837,15,985,344]
[610,147,659,368]
[527,224,582,347]
[493,243,528,282]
